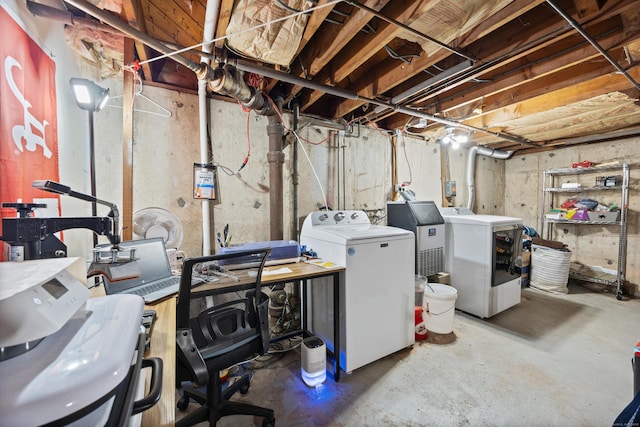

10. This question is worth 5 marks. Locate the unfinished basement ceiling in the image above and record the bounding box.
[42,0,640,154]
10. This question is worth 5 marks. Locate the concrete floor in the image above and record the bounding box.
[177,282,640,426]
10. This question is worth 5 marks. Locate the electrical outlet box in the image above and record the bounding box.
[445,181,456,197]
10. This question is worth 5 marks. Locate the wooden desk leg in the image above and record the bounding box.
[332,271,340,382]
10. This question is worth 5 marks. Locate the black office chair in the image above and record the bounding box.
[175,248,276,427]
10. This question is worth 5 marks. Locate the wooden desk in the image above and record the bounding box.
[93,261,344,427]
[187,261,345,381]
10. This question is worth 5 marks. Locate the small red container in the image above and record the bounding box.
[414,306,428,341]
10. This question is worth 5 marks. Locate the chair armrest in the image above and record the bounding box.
[176,328,208,387]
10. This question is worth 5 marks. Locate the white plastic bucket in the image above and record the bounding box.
[422,283,458,334]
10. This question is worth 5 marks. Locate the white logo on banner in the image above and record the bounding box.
[5,55,52,158]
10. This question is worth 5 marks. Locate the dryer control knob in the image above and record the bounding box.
[350,212,359,220]
[334,212,345,222]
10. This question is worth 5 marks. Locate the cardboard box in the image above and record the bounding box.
[427,272,450,285]
[587,211,620,223]
[531,237,566,250]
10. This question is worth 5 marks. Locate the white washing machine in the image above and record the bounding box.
[300,210,415,373]
[440,208,523,318]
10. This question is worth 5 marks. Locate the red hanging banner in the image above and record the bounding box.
[0,6,60,260]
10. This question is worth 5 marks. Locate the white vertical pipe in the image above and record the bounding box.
[199,0,220,255]
[466,146,513,211]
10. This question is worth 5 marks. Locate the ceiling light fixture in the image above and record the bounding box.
[440,127,470,149]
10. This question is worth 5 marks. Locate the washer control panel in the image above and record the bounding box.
[308,210,370,226]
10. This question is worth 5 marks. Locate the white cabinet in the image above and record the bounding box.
[540,163,629,299]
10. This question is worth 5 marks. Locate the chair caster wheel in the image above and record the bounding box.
[239,383,250,394]
[262,416,275,427]
[177,396,190,411]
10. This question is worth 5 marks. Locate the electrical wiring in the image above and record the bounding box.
[215,162,238,176]
[384,45,421,64]
[274,0,308,14]
[267,338,302,354]
[263,95,330,210]
[266,96,333,146]
[237,101,252,173]
[294,132,329,211]
[346,115,394,138]
[399,131,413,187]
[226,353,262,370]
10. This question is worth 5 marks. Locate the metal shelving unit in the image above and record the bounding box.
[540,163,629,299]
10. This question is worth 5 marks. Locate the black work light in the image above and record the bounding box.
[68,78,110,246]
[69,77,110,112]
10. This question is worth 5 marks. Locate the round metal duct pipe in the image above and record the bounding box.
[466,146,513,211]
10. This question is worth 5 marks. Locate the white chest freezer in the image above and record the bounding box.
[439,208,523,318]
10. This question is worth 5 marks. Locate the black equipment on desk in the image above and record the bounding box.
[1,180,120,260]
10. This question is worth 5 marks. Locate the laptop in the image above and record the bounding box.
[96,237,203,303]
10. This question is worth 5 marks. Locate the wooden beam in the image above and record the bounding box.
[299,0,432,111]
[122,0,153,81]
[330,0,548,118]
[574,0,605,19]
[380,21,637,130]
[331,0,637,120]
[465,62,640,130]
[296,0,336,57]
[287,0,392,100]
[282,0,337,103]
[215,0,234,51]
[464,65,640,145]
[122,38,135,241]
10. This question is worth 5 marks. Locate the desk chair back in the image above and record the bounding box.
[175,248,271,383]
